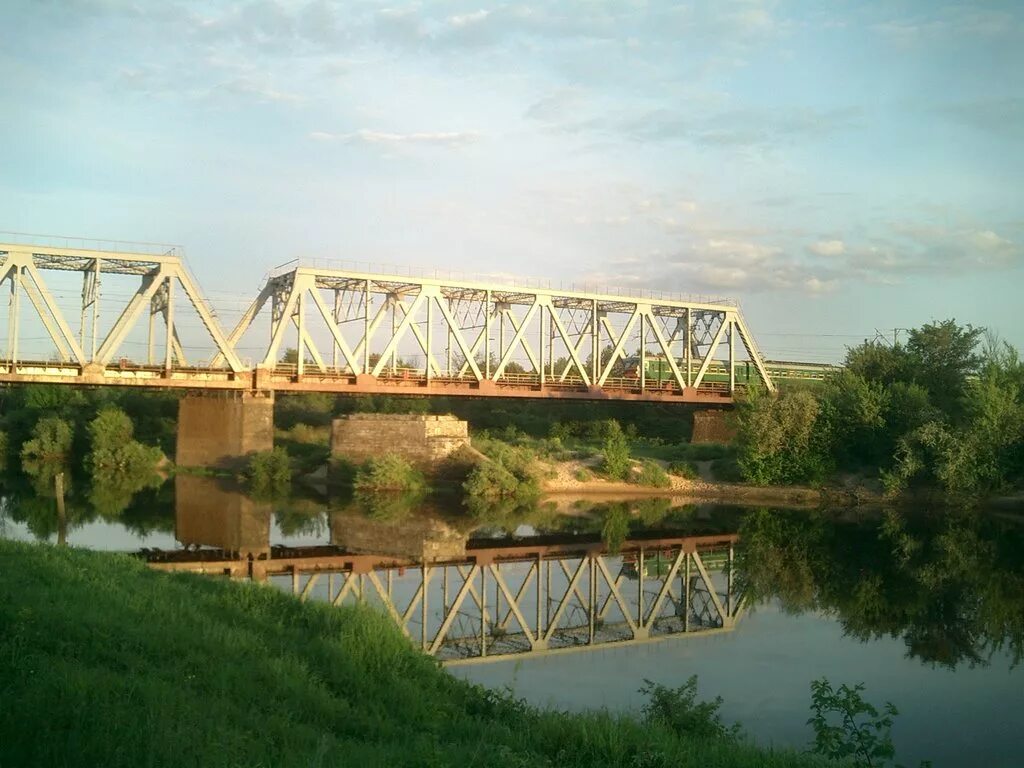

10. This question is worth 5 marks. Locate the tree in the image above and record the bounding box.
[735,388,830,485]
[844,342,914,388]
[905,319,983,421]
[600,420,631,480]
[21,417,74,463]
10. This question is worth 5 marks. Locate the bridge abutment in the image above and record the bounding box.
[176,390,274,469]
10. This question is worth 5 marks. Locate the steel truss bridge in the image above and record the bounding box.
[147,532,743,664]
[0,238,785,402]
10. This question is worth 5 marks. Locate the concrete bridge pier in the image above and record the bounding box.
[176,390,274,469]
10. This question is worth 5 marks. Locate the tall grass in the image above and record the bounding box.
[0,541,830,768]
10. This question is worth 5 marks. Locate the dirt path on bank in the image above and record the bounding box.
[539,456,837,508]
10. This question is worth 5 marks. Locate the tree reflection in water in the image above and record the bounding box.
[736,507,1024,668]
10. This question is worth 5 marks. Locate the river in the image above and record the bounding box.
[1,472,1021,767]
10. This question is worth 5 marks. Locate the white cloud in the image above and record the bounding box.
[308,129,481,147]
[808,239,845,257]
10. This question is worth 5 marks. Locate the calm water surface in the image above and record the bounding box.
[2,472,1021,767]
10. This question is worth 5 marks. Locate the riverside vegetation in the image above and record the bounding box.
[733,321,1024,498]
[1,538,934,768]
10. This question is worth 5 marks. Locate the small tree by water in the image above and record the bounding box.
[20,417,74,463]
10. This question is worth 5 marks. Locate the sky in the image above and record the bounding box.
[1,0,1022,362]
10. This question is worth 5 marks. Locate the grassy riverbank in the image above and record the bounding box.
[0,540,830,768]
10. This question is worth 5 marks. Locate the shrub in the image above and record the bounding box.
[632,460,671,488]
[87,408,161,475]
[601,420,631,480]
[463,461,520,500]
[20,417,74,463]
[573,467,591,482]
[247,447,292,497]
[641,676,740,740]
[807,678,922,767]
[667,460,699,480]
[354,453,424,493]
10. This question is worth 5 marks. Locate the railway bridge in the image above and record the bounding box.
[0,236,831,463]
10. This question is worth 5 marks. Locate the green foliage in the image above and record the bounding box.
[807,679,929,767]
[738,508,1024,669]
[667,460,699,480]
[463,460,520,500]
[632,459,671,488]
[353,453,425,493]
[735,389,829,485]
[20,417,74,463]
[0,541,831,768]
[600,504,630,554]
[87,408,161,474]
[573,467,592,482]
[601,420,632,480]
[640,676,740,741]
[246,447,292,498]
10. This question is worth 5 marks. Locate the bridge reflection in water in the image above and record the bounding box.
[149,477,744,664]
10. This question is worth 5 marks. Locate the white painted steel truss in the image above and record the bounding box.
[227,266,776,394]
[283,546,744,663]
[0,243,244,375]
[0,242,776,396]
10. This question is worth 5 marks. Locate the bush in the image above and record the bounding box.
[601,420,631,480]
[632,460,671,488]
[573,467,592,482]
[246,447,292,497]
[354,454,424,493]
[463,460,520,500]
[667,460,699,480]
[735,389,830,485]
[641,676,740,740]
[20,417,74,463]
[87,408,161,475]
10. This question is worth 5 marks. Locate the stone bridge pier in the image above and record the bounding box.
[176,391,274,469]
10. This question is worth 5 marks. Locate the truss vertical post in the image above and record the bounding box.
[589,556,596,645]
[685,308,692,387]
[485,290,491,379]
[684,554,691,631]
[592,300,599,384]
[296,290,305,377]
[164,276,175,374]
[91,259,100,359]
[545,558,551,629]
[727,544,734,616]
[535,556,542,643]
[638,548,645,628]
[480,566,487,658]
[421,564,429,651]
[390,296,397,373]
[425,297,433,383]
[332,289,341,371]
[498,310,505,378]
[148,304,156,366]
[538,305,545,385]
[729,318,735,394]
[640,314,646,393]
[363,279,370,374]
[446,300,452,376]
[8,267,21,364]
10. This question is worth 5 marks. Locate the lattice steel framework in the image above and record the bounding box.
[228,264,776,398]
[0,241,777,399]
[0,242,243,382]
[148,533,743,663]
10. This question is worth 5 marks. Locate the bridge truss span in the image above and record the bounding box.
[228,264,776,401]
[0,240,777,401]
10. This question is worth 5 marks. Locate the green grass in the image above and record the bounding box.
[0,541,830,768]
